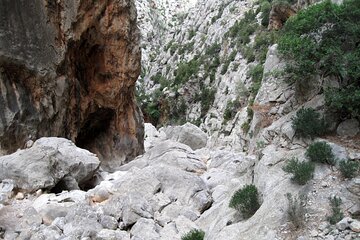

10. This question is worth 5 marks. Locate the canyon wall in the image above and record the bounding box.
[0,0,144,170]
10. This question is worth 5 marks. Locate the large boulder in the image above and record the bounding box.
[0,137,100,192]
[163,123,208,150]
[336,119,360,137]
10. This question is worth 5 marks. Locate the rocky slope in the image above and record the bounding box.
[0,124,359,239]
[0,0,144,170]
[0,0,359,239]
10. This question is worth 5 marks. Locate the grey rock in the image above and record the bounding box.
[337,218,352,231]
[0,138,100,192]
[163,123,208,150]
[130,218,160,240]
[100,215,118,230]
[63,204,103,238]
[337,119,360,137]
[0,179,15,204]
[347,177,360,196]
[0,204,42,232]
[96,229,130,240]
[350,220,360,232]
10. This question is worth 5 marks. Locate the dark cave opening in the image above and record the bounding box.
[75,108,115,149]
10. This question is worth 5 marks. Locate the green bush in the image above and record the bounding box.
[174,59,200,85]
[339,160,359,179]
[181,229,205,240]
[229,184,260,218]
[247,64,264,96]
[278,0,360,111]
[328,196,344,225]
[283,158,315,185]
[197,87,216,117]
[223,100,240,122]
[188,29,196,40]
[305,141,335,165]
[292,108,327,139]
[286,193,307,229]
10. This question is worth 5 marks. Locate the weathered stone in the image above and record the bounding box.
[163,123,208,150]
[96,229,130,240]
[268,3,296,30]
[0,0,144,170]
[349,219,360,232]
[0,138,100,192]
[0,179,15,204]
[0,204,42,232]
[336,217,351,231]
[130,218,161,240]
[337,119,360,137]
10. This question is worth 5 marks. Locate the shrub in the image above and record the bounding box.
[278,0,360,111]
[283,158,315,185]
[200,87,216,117]
[174,59,200,85]
[181,229,205,240]
[339,160,359,179]
[229,184,260,218]
[286,193,307,229]
[292,108,327,139]
[305,141,335,165]
[188,29,196,40]
[223,100,238,122]
[247,64,264,96]
[328,196,344,225]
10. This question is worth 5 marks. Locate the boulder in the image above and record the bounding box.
[337,119,360,137]
[0,137,100,192]
[163,123,208,150]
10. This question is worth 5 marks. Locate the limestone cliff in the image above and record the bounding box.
[0,0,144,170]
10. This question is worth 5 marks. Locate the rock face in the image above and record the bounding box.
[268,3,296,30]
[0,137,100,192]
[0,0,144,170]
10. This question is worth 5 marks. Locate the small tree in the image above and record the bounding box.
[283,158,315,185]
[292,108,327,139]
[229,184,260,218]
[181,229,205,240]
[339,160,359,179]
[305,141,335,165]
[328,196,344,225]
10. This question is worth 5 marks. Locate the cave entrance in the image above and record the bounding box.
[75,108,115,149]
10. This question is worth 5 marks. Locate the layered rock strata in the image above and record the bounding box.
[0,0,144,170]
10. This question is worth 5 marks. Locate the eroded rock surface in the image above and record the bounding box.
[0,137,100,192]
[0,0,144,170]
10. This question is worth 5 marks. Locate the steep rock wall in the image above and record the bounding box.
[0,0,144,170]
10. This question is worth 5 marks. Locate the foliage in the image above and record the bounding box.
[328,196,344,225]
[291,108,327,139]
[283,158,315,185]
[221,50,237,75]
[224,100,239,122]
[181,229,205,240]
[229,184,260,218]
[174,59,200,85]
[339,160,359,179]
[305,141,335,165]
[205,42,221,56]
[278,0,360,111]
[240,46,255,63]
[188,29,196,40]
[200,87,216,117]
[247,64,264,96]
[259,0,271,27]
[325,86,360,118]
[225,10,257,45]
[286,193,307,229]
